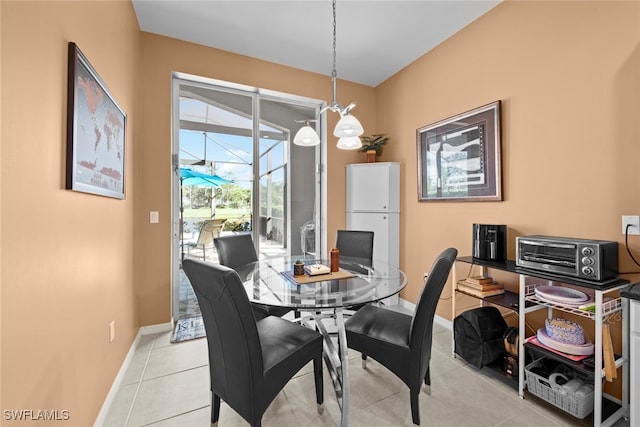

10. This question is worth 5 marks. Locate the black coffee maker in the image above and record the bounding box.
[472,224,507,261]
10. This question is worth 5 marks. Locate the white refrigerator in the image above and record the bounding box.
[346,162,400,305]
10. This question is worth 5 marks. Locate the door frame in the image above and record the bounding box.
[170,72,327,322]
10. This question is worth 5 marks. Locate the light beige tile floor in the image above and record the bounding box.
[101,316,631,427]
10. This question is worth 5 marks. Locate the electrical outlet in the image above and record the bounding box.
[622,215,640,235]
[109,321,116,342]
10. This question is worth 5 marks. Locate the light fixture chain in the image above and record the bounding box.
[332,0,337,79]
[296,0,361,148]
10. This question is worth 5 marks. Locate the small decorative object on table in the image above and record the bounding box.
[293,260,305,276]
[304,264,331,276]
[330,248,340,272]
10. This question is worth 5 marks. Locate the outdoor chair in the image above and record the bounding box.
[209,218,226,238]
[345,247,457,425]
[185,219,220,260]
[182,259,324,427]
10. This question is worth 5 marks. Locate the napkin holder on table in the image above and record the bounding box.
[304,264,331,276]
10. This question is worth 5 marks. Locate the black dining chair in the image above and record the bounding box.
[335,230,374,312]
[344,247,457,425]
[335,229,374,274]
[182,258,324,427]
[214,233,291,320]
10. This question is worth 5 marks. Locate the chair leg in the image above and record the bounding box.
[313,356,324,411]
[211,393,221,426]
[410,390,420,425]
[423,366,431,395]
[361,353,368,369]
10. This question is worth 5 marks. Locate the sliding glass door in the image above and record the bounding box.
[171,74,324,321]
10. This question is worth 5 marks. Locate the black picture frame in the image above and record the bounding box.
[416,101,502,202]
[66,42,126,199]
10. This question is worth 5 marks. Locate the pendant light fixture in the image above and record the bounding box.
[293,0,363,150]
[293,120,320,146]
[325,0,363,147]
[336,136,363,150]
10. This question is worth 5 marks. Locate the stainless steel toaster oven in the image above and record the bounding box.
[516,235,618,281]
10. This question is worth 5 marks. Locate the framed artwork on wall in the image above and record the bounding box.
[416,100,502,202]
[66,42,126,199]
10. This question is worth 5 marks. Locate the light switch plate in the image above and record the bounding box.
[150,211,159,224]
[109,321,115,342]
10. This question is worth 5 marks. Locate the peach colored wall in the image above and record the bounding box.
[137,33,375,325]
[376,0,640,321]
[1,1,140,425]
[0,0,4,415]
[2,0,638,422]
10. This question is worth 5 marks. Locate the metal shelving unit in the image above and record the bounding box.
[519,275,629,427]
[452,257,630,427]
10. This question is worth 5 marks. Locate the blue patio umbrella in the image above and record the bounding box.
[179,168,232,187]
[178,168,233,260]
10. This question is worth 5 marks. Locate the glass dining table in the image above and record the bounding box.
[236,255,408,427]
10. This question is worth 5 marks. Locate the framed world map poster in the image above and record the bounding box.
[66,42,126,199]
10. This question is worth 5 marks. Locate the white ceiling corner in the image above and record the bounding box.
[132,0,502,87]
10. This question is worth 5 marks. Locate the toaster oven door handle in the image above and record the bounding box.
[521,254,575,267]
[519,240,576,249]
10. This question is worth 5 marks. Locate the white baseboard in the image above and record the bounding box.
[140,322,173,335]
[93,322,172,426]
[434,315,452,330]
[398,297,452,331]
[398,297,416,312]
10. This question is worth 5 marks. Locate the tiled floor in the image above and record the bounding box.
[100,313,631,427]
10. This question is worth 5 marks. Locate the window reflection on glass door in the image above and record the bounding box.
[259,135,287,257]
[171,76,322,321]
[177,88,254,256]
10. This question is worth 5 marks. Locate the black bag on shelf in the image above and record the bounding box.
[454,306,508,368]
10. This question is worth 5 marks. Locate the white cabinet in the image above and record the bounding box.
[346,162,400,305]
[346,211,400,272]
[346,162,399,213]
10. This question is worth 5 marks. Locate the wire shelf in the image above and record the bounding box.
[523,283,623,319]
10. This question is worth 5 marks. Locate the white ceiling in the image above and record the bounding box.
[132,0,501,87]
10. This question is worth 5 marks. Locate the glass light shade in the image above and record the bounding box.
[333,114,364,137]
[336,136,362,150]
[293,125,320,146]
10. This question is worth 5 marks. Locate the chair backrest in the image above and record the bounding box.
[336,230,374,268]
[196,220,218,247]
[214,234,258,270]
[408,248,457,382]
[182,258,263,417]
[210,218,227,227]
